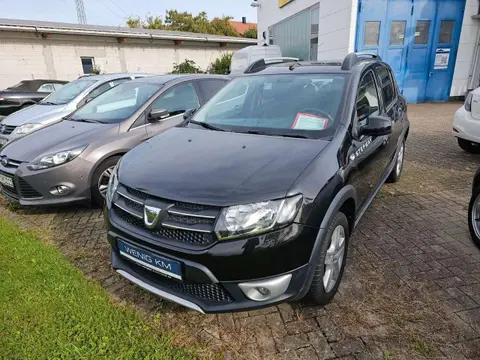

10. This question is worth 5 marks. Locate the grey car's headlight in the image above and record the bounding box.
[28,146,86,171]
[215,194,303,240]
[15,123,43,135]
[106,163,119,208]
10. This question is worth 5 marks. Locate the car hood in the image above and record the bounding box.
[1,104,69,126]
[119,127,328,206]
[1,120,118,162]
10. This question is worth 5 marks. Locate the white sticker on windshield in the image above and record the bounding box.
[291,113,328,130]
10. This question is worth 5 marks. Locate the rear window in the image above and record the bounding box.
[192,74,347,139]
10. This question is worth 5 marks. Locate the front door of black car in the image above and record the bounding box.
[348,70,391,210]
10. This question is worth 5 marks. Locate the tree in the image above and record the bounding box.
[208,53,232,74]
[126,10,242,37]
[243,27,257,39]
[171,59,203,74]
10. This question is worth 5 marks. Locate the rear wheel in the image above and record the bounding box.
[468,186,480,248]
[306,212,349,305]
[458,138,480,154]
[387,141,405,183]
[91,156,121,206]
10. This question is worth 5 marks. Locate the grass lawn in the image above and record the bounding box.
[0,217,193,360]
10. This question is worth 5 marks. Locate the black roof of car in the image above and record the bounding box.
[7,79,69,91]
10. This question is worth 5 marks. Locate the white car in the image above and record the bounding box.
[453,89,480,153]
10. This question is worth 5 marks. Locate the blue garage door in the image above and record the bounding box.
[356,0,465,103]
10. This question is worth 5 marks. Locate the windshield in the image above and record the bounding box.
[40,79,97,105]
[69,82,162,124]
[192,74,347,139]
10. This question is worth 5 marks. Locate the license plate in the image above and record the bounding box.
[118,239,182,280]
[0,173,13,188]
[0,138,7,147]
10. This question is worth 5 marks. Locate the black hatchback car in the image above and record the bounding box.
[104,53,410,313]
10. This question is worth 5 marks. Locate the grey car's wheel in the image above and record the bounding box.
[91,156,121,206]
[387,140,405,183]
[306,212,349,305]
[468,186,480,248]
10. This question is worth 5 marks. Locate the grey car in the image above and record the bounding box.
[0,74,229,206]
[0,73,151,147]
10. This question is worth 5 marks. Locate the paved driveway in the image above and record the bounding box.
[1,103,480,359]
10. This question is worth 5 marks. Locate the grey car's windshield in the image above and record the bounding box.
[69,82,162,124]
[40,79,97,105]
[192,74,347,139]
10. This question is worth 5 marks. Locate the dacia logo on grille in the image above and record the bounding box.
[0,125,5,134]
[0,157,8,167]
[144,205,162,229]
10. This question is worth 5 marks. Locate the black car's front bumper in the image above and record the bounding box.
[106,205,318,313]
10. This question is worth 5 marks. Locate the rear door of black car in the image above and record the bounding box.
[373,64,402,170]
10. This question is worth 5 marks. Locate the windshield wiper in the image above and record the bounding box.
[39,101,58,105]
[189,120,227,132]
[245,130,309,139]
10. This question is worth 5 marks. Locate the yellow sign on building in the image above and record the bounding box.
[278,0,294,8]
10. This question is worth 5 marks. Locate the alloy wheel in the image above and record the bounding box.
[323,225,346,293]
[98,165,115,198]
[471,193,480,240]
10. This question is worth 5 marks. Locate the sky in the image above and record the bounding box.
[0,0,258,26]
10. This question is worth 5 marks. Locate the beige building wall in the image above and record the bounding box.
[0,31,246,88]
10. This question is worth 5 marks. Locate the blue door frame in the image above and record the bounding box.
[355,0,466,103]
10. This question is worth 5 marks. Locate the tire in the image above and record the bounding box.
[458,138,480,154]
[468,186,480,248]
[386,140,405,183]
[306,212,350,305]
[91,156,121,207]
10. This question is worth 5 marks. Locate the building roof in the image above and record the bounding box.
[229,21,257,34]
[0,18,257,45]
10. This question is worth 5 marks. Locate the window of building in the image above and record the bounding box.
[414,21,430,44]
[364,22,380,46]
[310,7,319,61]
[439,20,454,44]
[81,57,95,74]
[390,21,406,45]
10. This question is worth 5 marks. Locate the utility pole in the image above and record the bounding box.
[75,0,87,24]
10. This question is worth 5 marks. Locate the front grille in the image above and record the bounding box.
[113,184,220,247]
[0,125,16,135]
[18,178,42,199]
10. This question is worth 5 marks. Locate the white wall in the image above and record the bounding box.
[0,31,246,89]
[451,0,480,96]
[257,0,357,60]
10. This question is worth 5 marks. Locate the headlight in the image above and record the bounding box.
[28,146,86,171]
[215,194,303,240]
[15,123,43,135]
[106,163,119,208]
[465,92,473,112]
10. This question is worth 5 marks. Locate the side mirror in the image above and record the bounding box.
[149,108,170,121]
[359,116,392,137]
[183,108,197,120]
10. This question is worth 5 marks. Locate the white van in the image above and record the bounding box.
[230,45,286,75]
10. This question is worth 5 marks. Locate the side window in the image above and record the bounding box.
[86,82,112,102]
[150,82,199,116]
[37,83,54,93]
[52,83,65,91]
[197,80,227,103]
[376,66,395,107]
[356,71,380,122]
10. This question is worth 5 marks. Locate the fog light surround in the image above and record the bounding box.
[238,274,292,302]
[50,185,70,196]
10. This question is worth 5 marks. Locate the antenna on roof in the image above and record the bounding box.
[75,0,87,24]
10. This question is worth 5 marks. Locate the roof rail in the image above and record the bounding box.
[244,57,301,74]
[341,52,382,70]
